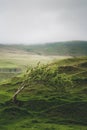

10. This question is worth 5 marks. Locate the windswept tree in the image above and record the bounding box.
[13,63,73,103]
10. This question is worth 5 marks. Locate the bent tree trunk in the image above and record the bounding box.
[12,68,33,103]
[12,68,30,103]
[13,84,26,103]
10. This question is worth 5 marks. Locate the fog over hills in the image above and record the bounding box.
[0,41,87,56]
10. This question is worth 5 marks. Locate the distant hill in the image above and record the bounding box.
[24,41,87,56]
[0,41,87,56]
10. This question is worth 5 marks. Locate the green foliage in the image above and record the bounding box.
[26,63,73,93]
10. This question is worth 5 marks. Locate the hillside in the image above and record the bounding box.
[0,42,76,81]
[0,57,87,130]
[0,41,87,56]
[1,40,87,81]
[1,41,87,56]
[22,41,87,56]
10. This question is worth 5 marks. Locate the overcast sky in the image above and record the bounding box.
[0,0,87,44]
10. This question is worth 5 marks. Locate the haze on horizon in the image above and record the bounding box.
[0,0,87,44]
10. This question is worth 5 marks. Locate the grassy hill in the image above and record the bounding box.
[0,41,87,56]
[0,42,75,81]
[23,41,87,56]
[0,57,87,130]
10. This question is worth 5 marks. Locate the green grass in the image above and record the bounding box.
[0,57,87,129]
[4,123,87,130]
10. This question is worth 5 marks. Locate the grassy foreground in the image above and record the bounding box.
[0,57,87,130]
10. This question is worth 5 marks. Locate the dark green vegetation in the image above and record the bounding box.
[0,57,87,130]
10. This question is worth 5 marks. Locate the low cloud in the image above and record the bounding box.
[0,0,87,44]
